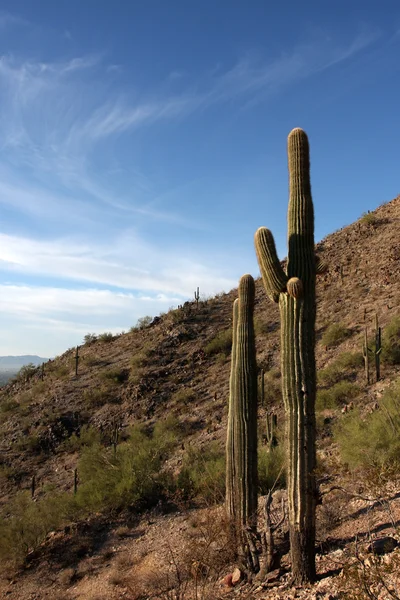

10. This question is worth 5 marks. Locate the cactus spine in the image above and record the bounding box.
[226,275,258,572]
[255,128,317,583]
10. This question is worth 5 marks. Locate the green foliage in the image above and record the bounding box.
[74,420,178,513]
[130,316,153,331]
[83,333,97,345]
[321,323,351,348]
[83,387,112,408]
[63,425,101,452]
[13,363,37,383]
[381,316,400,365]
[0,398,19,413]
[204,329,232,357]
[0,491,71,563]
[98,332,114,343]
[171,388,195,405]
[334,379,400,471]
[0,417,180,565]
[100,368,127,385]
[130,348,150,369]
[317,381,360,410]
[360,211,378,226]
[177,443,225,504]
[52,364,69,378]
[318,352,363,386]
[258,445,286,494]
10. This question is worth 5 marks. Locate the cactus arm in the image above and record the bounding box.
[254,227,288,303]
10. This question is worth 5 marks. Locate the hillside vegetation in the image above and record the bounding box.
[0,196,399,599]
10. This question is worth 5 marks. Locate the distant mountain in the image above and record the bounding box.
[0,355,48,372]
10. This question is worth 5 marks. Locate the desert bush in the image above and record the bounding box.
[318,352,363,386]
[317,381,360,410]
[0,491,71,563]
[177,443,225,504]
[98,332,114,343]
[83,333,97,345]
[13,363,37,383]
[321,323,351,348]
[204,329,232,357]
[382,315,400,365]
[0,398,19,413]
[130,348,150,369]
[64,425,101,452]
[83,387,112,408]
[171,388,195,405]
[258,445,286,493]
[130,316,153,332]
[360,211,378,226]
[334,379,400,471]
[74,420,178,514]
[100,368,127,385]
[52,364,69,378]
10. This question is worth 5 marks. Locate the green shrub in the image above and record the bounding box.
[177,443,225,504]
[100,368,127,385]
[171,388,195,405]
[0,399,19,413]
[83,333,97,345]
[258,445,286,494]
[360,211,377,226]
[83,387,112,408]
[334,379,400,471]
[64,425,101,452]
[130,349,150,369]
[317,381,360,411]
[204,329,232,357]
[382,316,400,365]
[74,420,178,513]
[318,352,363,386]
[52,365,69,378]
[98,332,114,343]
[130,316,153,331]
[321,323,350,348]
[13,363,37,383]
[0,491,71,563]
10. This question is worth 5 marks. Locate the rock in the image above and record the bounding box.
[231,567,243,586]
[264,568,281,583]
[368,536,397,555]
[222,573,233,588]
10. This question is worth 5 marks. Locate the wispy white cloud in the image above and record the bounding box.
[0,232,237,297]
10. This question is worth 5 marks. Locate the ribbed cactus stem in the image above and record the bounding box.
[255,128,317,584]
[226,275,258,570]
[226,299,239,519]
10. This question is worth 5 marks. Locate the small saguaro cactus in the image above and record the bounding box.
[75,346,80,376]
[254,128,321,583]
[226,274,258,573]
[373,313,382,382]
[362,327,370,385]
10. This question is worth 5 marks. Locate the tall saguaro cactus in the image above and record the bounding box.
[254,128,317,583]
[226,274,258,572]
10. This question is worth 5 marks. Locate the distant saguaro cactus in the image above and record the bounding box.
[254,128,319,583]
[226,274,258,573]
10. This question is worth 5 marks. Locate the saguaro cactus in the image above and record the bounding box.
[226,274,258,572]
[254,128,318,583]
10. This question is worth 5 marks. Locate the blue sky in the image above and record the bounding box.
[0,1,399,356]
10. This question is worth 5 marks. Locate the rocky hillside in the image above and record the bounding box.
[0,195,399,600]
